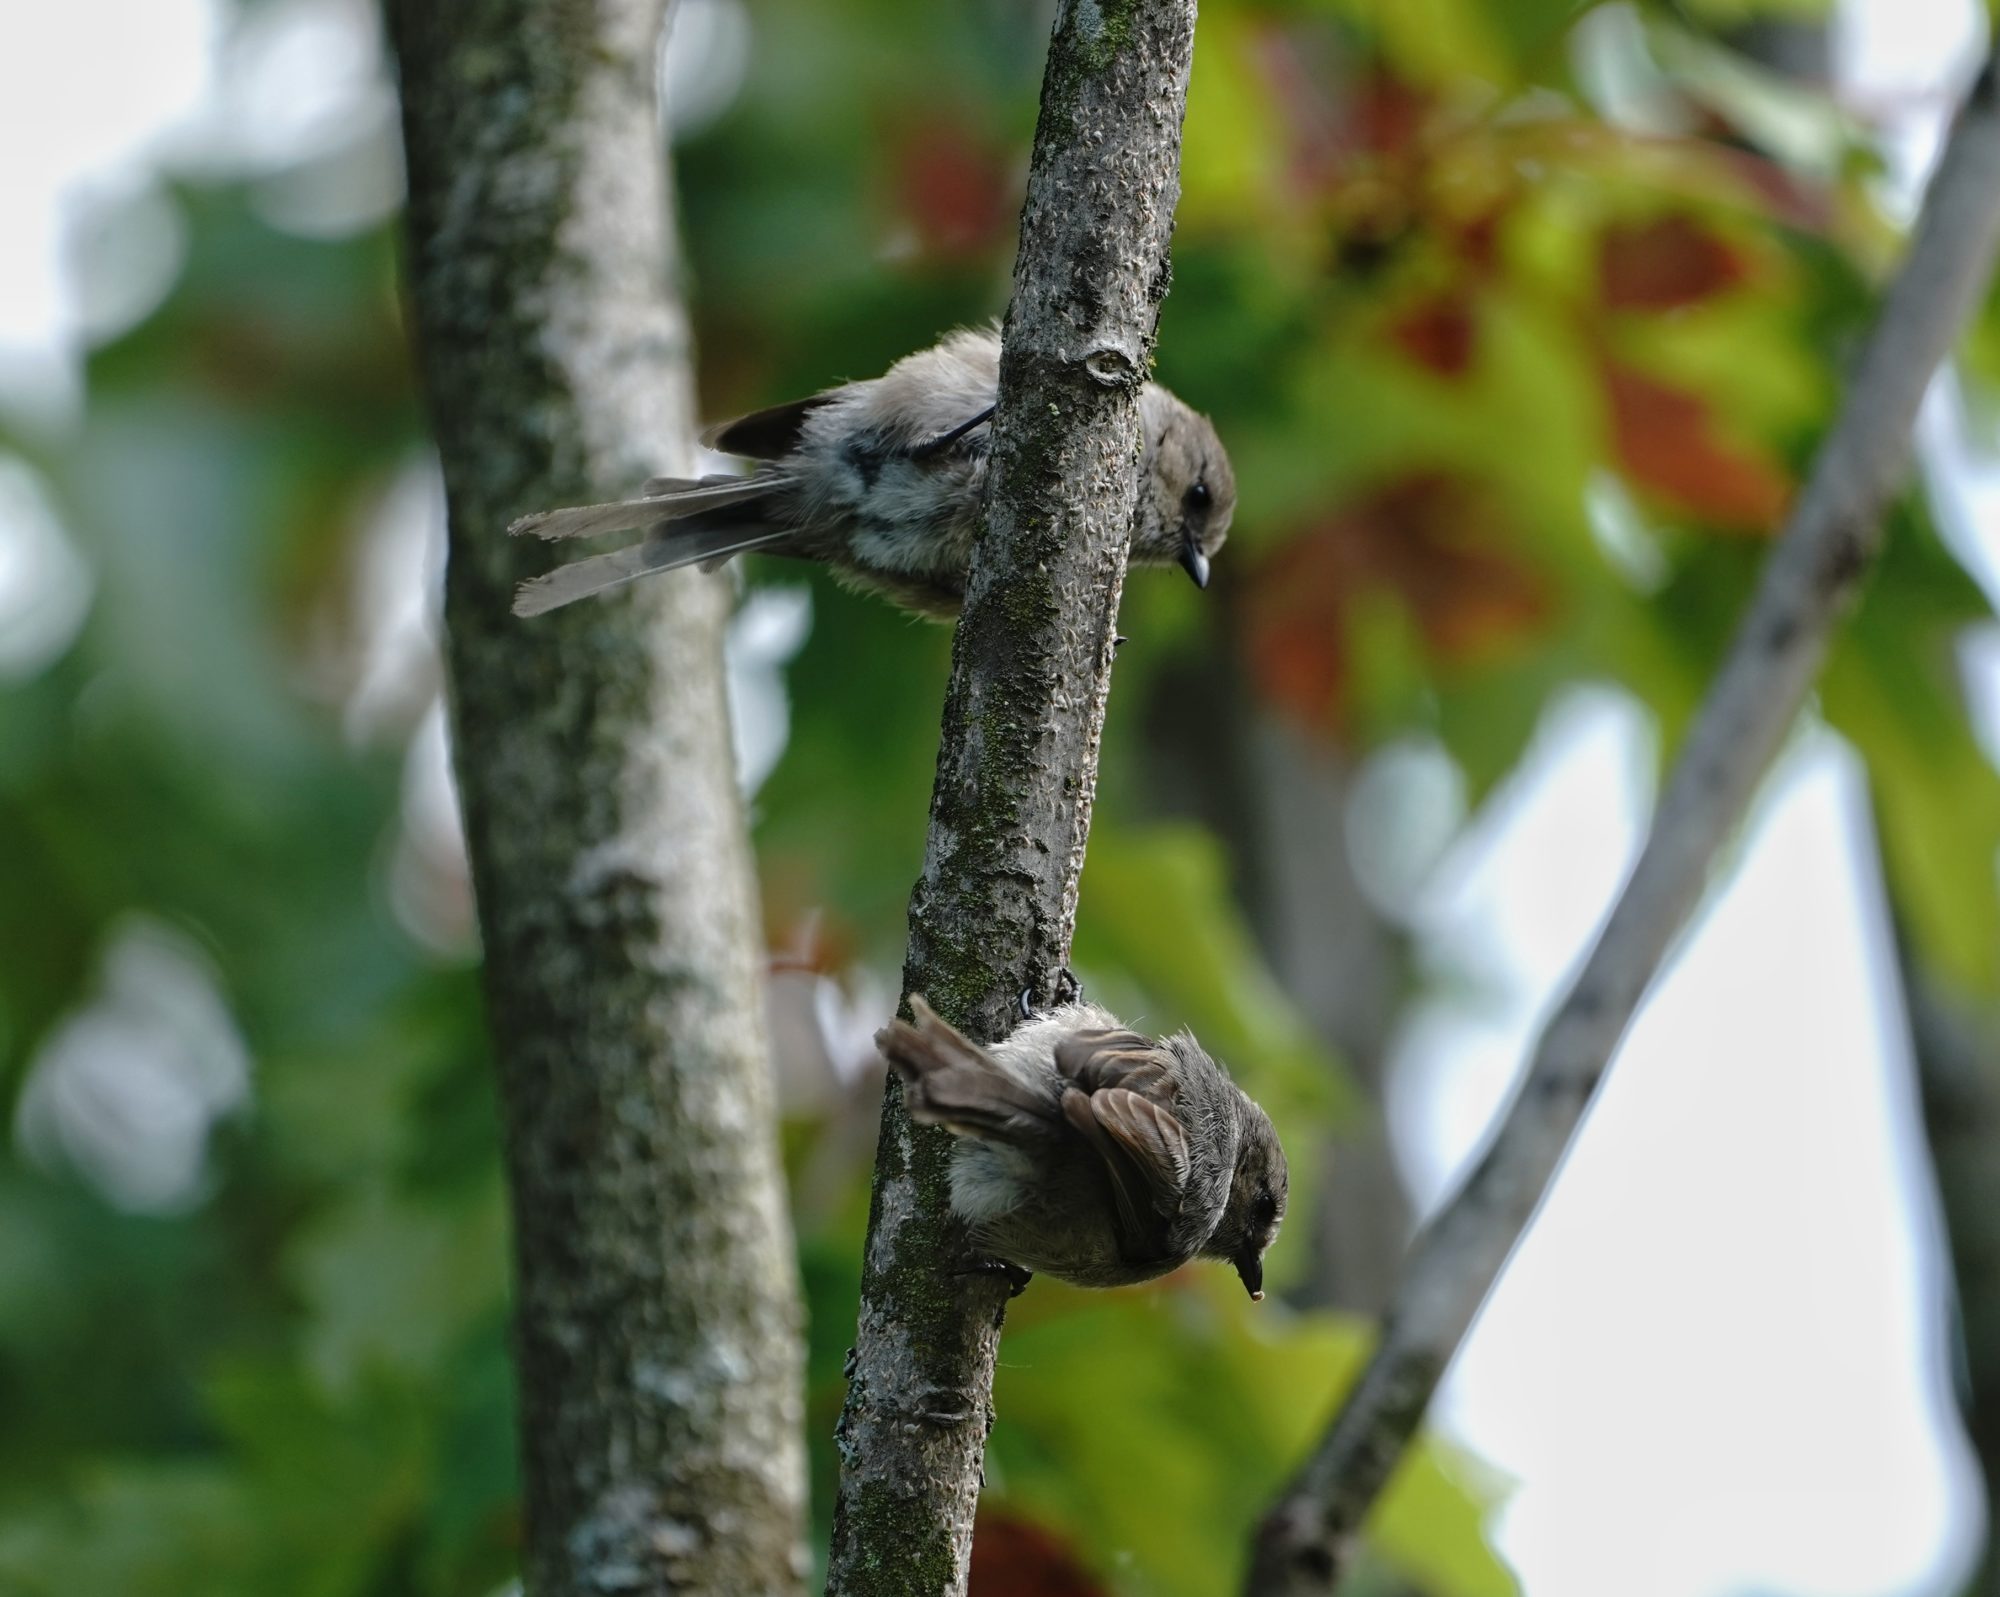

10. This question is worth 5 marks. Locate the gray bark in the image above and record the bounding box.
[1248,52,2000,1596]
[822,2,1199,1592]
[385,3,808,1593]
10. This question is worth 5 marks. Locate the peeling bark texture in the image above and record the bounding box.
[1248,53,2000,1597]
[823,3,1198,1593]
[385,3,807,1593]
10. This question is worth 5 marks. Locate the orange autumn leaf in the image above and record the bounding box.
[970,1511,1106,1597]
[1600,214,1748,311]
[1601,361,1790,530]
[1238,472,1552,728]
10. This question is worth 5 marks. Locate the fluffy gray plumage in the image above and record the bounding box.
[876,996,1288,1297]
[509,327,1236,619]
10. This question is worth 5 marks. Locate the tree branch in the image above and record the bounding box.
[385,3,807,1591]
[1888,904,2000,1597]
[822,3,1198,1592]
[1249,52,2000,1597]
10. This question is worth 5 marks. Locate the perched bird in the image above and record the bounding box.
[509,327,1235,619]
[876,995,1287,1299]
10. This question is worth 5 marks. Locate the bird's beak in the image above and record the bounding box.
[1179,533,1210,590]
[1236,1253,1264,1302]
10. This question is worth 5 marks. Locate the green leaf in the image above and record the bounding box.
[1825,499,2000,991]
[1077,826,1354,1129]
[1376,1437,1521,1597]
[986,1278,1515,1597]
[284,1179,507,1388]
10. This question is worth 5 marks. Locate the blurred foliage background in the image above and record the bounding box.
[2,0,1998,1593]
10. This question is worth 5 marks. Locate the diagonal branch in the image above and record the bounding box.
[387,2,807,1591]
[822,3,1199,1592]
[1249,51,2000,1597]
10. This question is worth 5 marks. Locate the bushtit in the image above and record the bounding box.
[876,995,1287,1299]
[509,327,1235,619]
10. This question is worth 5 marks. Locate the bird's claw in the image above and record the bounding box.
[955,1257,1033,1298]
[1017,965,1084,1020]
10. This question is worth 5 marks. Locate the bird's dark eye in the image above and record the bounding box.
[1185,480,1211,511]
[1252,1191,1278,1227]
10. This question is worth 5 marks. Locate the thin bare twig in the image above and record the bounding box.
[1249,51,2000,1596]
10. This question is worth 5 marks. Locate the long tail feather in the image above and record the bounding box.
[877,996,1056,1142]
[508,472,784,543]
[512,524,791,617]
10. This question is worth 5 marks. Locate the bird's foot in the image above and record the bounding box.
[955,1257,1033,1298]
[1017,965,1084,1020]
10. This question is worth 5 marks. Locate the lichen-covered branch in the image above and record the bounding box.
[822,3,1198,1592]
[385,3,807,1592]
[1248,52,2000,1597]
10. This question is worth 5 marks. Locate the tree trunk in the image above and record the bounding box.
[822,2,1199,1592]
[385,3,808,1592]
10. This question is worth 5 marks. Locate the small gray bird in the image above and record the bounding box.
[508,327,1236,619]
[876,995,1287,1299]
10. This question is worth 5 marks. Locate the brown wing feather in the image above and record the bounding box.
[1090,1088,1190,1217]
[1061,1087,1153,1249]
[1053,1029,1180,1102]
[1060,1077,1191,1262]
[701,394,837,460]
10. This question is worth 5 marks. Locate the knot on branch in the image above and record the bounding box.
[1081,341,1144,391]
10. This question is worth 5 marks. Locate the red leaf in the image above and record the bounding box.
[970,1511,1105,1597]
[1601,361,1789,530]
[1600,214,1748,311]
[1251,32,1432,192]
[1451,208,1504,277]
[1238,472,1553,729]
[890,117,1015,262]
[1349,70,1430,156]
[1388,294,1477,377]
[1715,146,1834,231]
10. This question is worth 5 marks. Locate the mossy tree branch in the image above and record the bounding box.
[385,2,807,1592]
[1248,51,2000,1597]
[822,2,1199,1592]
